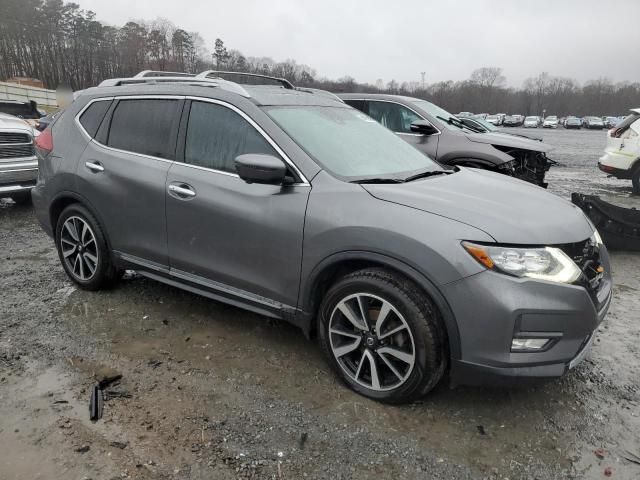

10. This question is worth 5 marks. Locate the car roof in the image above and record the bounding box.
[338,93,425,104]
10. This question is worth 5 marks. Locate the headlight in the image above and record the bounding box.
[462,242,582,284]
[592,229,603,247]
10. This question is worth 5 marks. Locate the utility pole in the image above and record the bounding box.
[420,72,426,90]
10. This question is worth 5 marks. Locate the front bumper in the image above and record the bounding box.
[0,156,38,198]
[443,258,612,387]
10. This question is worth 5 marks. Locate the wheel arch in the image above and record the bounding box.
[298,251,461,360]
[49,191,114,252]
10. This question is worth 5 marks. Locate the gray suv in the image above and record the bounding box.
[33,71,612,403]
[339,94,554,187]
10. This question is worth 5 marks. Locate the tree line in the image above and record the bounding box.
[1,0,639,116]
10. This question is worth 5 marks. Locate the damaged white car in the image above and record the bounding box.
[599,108,640,193]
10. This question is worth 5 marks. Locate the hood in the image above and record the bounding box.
[0,113,34,133]
[464,130,550,153]
[362,168,593,245]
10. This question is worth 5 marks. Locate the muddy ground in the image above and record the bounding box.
[1,127,639,480]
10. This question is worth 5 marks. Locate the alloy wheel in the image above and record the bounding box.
[60,216,99,281]
[328,293,416,391]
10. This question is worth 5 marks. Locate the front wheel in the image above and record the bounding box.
[318,268,446,404]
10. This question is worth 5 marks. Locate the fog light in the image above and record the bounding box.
[511,338,551,352]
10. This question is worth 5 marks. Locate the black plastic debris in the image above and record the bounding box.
[572,193,640,251]
[89,383,103,421]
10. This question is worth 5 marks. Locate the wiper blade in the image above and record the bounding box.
[403,170,451,182]
[436,115,484,133]
[350,177,405,184]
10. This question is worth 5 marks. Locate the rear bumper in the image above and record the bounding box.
[0,157,38,185]
[443,258,612,387]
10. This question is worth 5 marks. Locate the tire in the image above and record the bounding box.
[632,165,640,195]
[317,268,446,404]
[10,191,32,205]
[55,204,119,290]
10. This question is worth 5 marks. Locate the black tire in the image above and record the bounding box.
[632,165,640,195]
[10,191,32,205]
[318,268,446,404]
[55,203,119,290]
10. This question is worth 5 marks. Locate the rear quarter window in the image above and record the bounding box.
[79,100,112,138]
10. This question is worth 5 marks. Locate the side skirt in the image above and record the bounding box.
[113,251,306,327]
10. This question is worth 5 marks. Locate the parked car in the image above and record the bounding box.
[543,116,559,128]
[599,108,640,193]
[0,112,39,204]
[602,116,620,129]
[565,117,582,129]
[339,94,554,186]
[503,115,523,127]
[583,116,605,130]
[457,111,473,118]
[485,114,502,126]
[524,116,540,128]
[0,100,44,128]
[32,70,611,403]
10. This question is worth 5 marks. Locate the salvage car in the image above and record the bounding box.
[0,112,39,204]
[32,71,612,403]
[503,115,523,127]
[485,114,502,126]
[543,116,559,128]
[524,116,541,128]
[598,108,640,193]
[583,116,605,130]
[339,94,554,186]
[565,117,582,129]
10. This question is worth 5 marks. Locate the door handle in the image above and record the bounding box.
[168,183,196,198]
[85,161,104,173]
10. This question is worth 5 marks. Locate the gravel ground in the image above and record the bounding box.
[0,127,639,480]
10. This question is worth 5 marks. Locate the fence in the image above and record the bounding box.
[0,82,58,112]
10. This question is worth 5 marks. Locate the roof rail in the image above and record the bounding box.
[134,70,195,78]
[97,75,251,98]
[197,70,295,90]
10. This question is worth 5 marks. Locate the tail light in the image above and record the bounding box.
[35,128,53,155]
[608,128,618,138]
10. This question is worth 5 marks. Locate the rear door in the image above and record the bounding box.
[75,96,182,267]
[165,99,310,309]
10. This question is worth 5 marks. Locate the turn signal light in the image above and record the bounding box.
[461,243,494,269]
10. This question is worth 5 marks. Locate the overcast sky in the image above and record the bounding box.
[77,0,639,87]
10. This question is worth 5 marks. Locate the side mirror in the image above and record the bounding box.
[410,120,438,135]
[234,154,287,185]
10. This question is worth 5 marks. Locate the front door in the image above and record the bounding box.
[166,99,310,309]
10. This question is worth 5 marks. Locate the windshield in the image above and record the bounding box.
[525,116,537,121]
[266,106,442,180]
[546,116,557,121]
[410,100,464,131]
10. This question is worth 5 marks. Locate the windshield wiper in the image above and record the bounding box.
[350,177,406,184]
[403,170,451,182]
[435,115,482,133]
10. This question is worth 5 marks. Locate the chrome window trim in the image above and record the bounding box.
[344,98,442,137]
[185,96,310,186]
[74,95,310,186]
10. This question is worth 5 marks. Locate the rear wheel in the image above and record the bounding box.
[55,204,120,290]
[318,268,446,404]
[10,191,32,205]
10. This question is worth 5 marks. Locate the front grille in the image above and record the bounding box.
[0,144,35,159]
[560,237,605,306]
[0,132,31,144]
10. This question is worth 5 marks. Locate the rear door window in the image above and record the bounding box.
[107,99,180,159]
[184,101,279,173]
[79,100,111,138]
